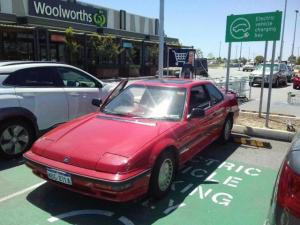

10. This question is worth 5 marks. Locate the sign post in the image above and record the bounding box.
[259,41,268,117]
[265,41,277,127]
[225,11,282,125]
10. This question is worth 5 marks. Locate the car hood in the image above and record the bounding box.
[33,113,177,170]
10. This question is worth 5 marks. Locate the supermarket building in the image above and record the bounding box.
[0,0,179,77]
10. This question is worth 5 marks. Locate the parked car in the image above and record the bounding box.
[249,63,288,87]
[287,65,294,82]
[243,63,255,72]
[265,131,300,225]
[293,65,300,77]
[0,62,113,158]
[24,79,239,202]
[292,75,300,89]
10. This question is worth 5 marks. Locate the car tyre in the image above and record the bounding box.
[218,116,233,143]
[0,120,34,159]
[149,150,176,199]
[249,82,254,87]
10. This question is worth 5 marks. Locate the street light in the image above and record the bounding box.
[291,10,299,59]
[158,0,165,78]
[279,0,288,61]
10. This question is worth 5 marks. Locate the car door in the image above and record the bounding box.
[6,67,68,131]
[178,85,214,162]
[204,83,227,139]
[57,67,103,120]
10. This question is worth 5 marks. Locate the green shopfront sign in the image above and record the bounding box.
[29,0,107,28]
[225,11,282,42]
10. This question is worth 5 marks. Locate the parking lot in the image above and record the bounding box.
[0,136,290,225]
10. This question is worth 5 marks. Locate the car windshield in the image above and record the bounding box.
[102,85,186,121]
[256,64,279,72]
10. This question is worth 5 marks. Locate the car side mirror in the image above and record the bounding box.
[92,99,102,107]
[189,108,205,119]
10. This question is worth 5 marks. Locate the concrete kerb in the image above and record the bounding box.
[232,125,295,142]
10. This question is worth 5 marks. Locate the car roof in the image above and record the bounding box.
[132,79,213,88]
[0,62,80,74]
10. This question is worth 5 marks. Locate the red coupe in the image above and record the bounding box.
[24,79,239,202]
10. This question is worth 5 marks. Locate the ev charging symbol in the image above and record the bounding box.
[230,17,251,40]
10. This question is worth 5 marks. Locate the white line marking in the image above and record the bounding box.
[0,181,46,203]
[48,210,114,223]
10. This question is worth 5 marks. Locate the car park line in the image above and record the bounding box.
[0,181,46,203]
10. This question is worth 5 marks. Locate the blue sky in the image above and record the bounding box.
[84,0,299,60]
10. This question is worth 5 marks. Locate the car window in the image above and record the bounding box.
[57,67,99,88]
[205,83,223,105]
[3,67,63,87]
[188,85,210,113]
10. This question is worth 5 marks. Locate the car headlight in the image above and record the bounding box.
[96,153,130,173]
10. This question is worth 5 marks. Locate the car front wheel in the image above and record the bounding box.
[0,120,34,159]
[149,150,175,199]
[219,117,233,143]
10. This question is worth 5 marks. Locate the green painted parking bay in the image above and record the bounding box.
[0,140,290,225]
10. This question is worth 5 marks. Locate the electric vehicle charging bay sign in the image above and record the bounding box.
[226,11,282,42]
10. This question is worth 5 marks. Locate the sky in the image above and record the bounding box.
[84,0,299,60]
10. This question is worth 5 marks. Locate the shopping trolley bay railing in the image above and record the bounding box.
[195,75,252,104]
[287,92,300,105]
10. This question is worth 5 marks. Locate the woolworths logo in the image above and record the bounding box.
[30,0,107,27]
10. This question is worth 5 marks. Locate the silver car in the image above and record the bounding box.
[249,63,288,87]
[265,131,300,225]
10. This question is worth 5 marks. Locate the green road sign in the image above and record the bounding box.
[226,11,282,42]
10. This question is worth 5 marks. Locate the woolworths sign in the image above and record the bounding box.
[28,0,107,27]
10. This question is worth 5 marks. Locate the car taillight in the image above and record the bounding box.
[277,163,300,218]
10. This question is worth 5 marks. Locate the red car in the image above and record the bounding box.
[292,76,300,89]
[24,79,239,202]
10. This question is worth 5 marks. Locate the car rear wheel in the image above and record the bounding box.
[219,116,233,143]
[0,120,34,159]
[149,150,175,199]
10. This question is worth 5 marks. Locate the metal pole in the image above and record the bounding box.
[265,41,277,128]
[259,41,269,117]
[167,47,169,76]
[291,10,299,58]
[248,47,250,61]
[226,42,232,93]
[235,45,238,60]
[279,0,287,61]
[158,0,164,78]
[238,42,243,71]
[218,41,221,59]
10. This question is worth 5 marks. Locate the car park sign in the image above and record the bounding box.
[225,11,282,42]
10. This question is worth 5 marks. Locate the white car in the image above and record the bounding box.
[0,62,113,158]
[242,63,255,72]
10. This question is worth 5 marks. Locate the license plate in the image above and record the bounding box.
[47,168,72,185]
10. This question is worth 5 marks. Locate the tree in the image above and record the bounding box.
[65,27,81,64]
[196,48,203,58]
[147,45,159,66]
[89,33,123,65]
[288,55,296,64]
[241,57,247,65]
[296,57,300,65]
[207,53,214,59]
[255,55,264,64]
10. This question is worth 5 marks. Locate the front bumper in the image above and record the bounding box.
[250,76,276,84]
[24,151,151,202]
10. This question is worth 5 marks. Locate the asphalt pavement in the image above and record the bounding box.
[208,67,300,117]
